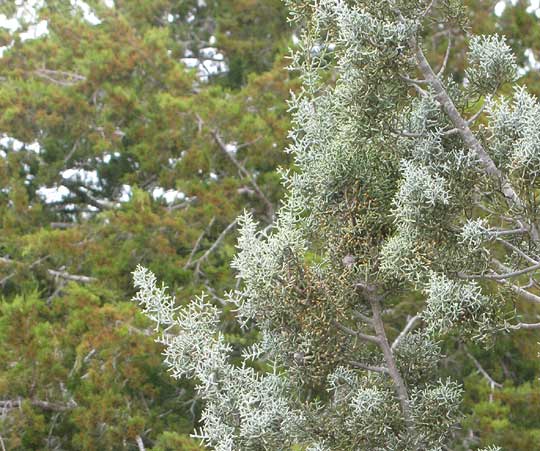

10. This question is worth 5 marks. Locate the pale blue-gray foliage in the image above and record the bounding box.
[131,0,538,449]
[133,266,304,450]
[486,86,540,177]
[466,34,518,94]
[421,272,502,339]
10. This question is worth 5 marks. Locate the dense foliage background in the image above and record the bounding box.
[0,0,539,449]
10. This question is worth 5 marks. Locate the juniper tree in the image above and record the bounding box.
[133,1,540,449]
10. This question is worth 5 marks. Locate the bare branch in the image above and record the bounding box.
[490,228,528,237]
[397,129,423,138]
[496,238,539,265]
[506,283,540,304]
[333,320,380,345]
[0,398,77,412]
[489,258,540,279]
[368,294,414,430]
[34,68,86,86]
[136,435,146,451]
[391,315,421,351]
[50,222,76,230]
[464,348,502,389]
[194,113,274,220]
[184,216,216,269]
[349,361,389,374]
[352,310,374,326]
[508,322,540,330]
[192,218,239,275]
[64,139,80,164]
[47,269,96,284]
[400,74,428,85]
[437,34,451,77]
[1,255,50,286]
[466,102,486,125]
[210,129,274,220]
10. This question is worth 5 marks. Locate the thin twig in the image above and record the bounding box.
[391,315,421,351]
[437,33,451,77]
[192,218,239,275]
[421,0,436,18]
[508,322,540,330]
[211,129,274,220]
[333,321,380,345]
[184,216,216,269]
[496,238,539,265]
[349,361,389,374]
[195,113,274,220]
[464,347,502,389]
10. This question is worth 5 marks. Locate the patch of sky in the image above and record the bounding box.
[0,134,41,154]
[37,185,71,203]
[151,187,186,204]
[119,184,132,202]
[181,44,228,82]
[101,151,121,164]
[61,168,101,188]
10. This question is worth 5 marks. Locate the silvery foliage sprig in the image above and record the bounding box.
[460,218,491,252]
[409,379,462,445]
[486,86,540,178]
[231,208,306,324]
[392,160,450,224]
[132,265,304,450]
[421,272,501,340]
[466,35,518,94]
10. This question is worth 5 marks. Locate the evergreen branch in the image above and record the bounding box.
[411,37,540,242]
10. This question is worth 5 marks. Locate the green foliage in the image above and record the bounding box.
[133,0,540,449]
[2,0,540,449]
[0,0,295,448]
